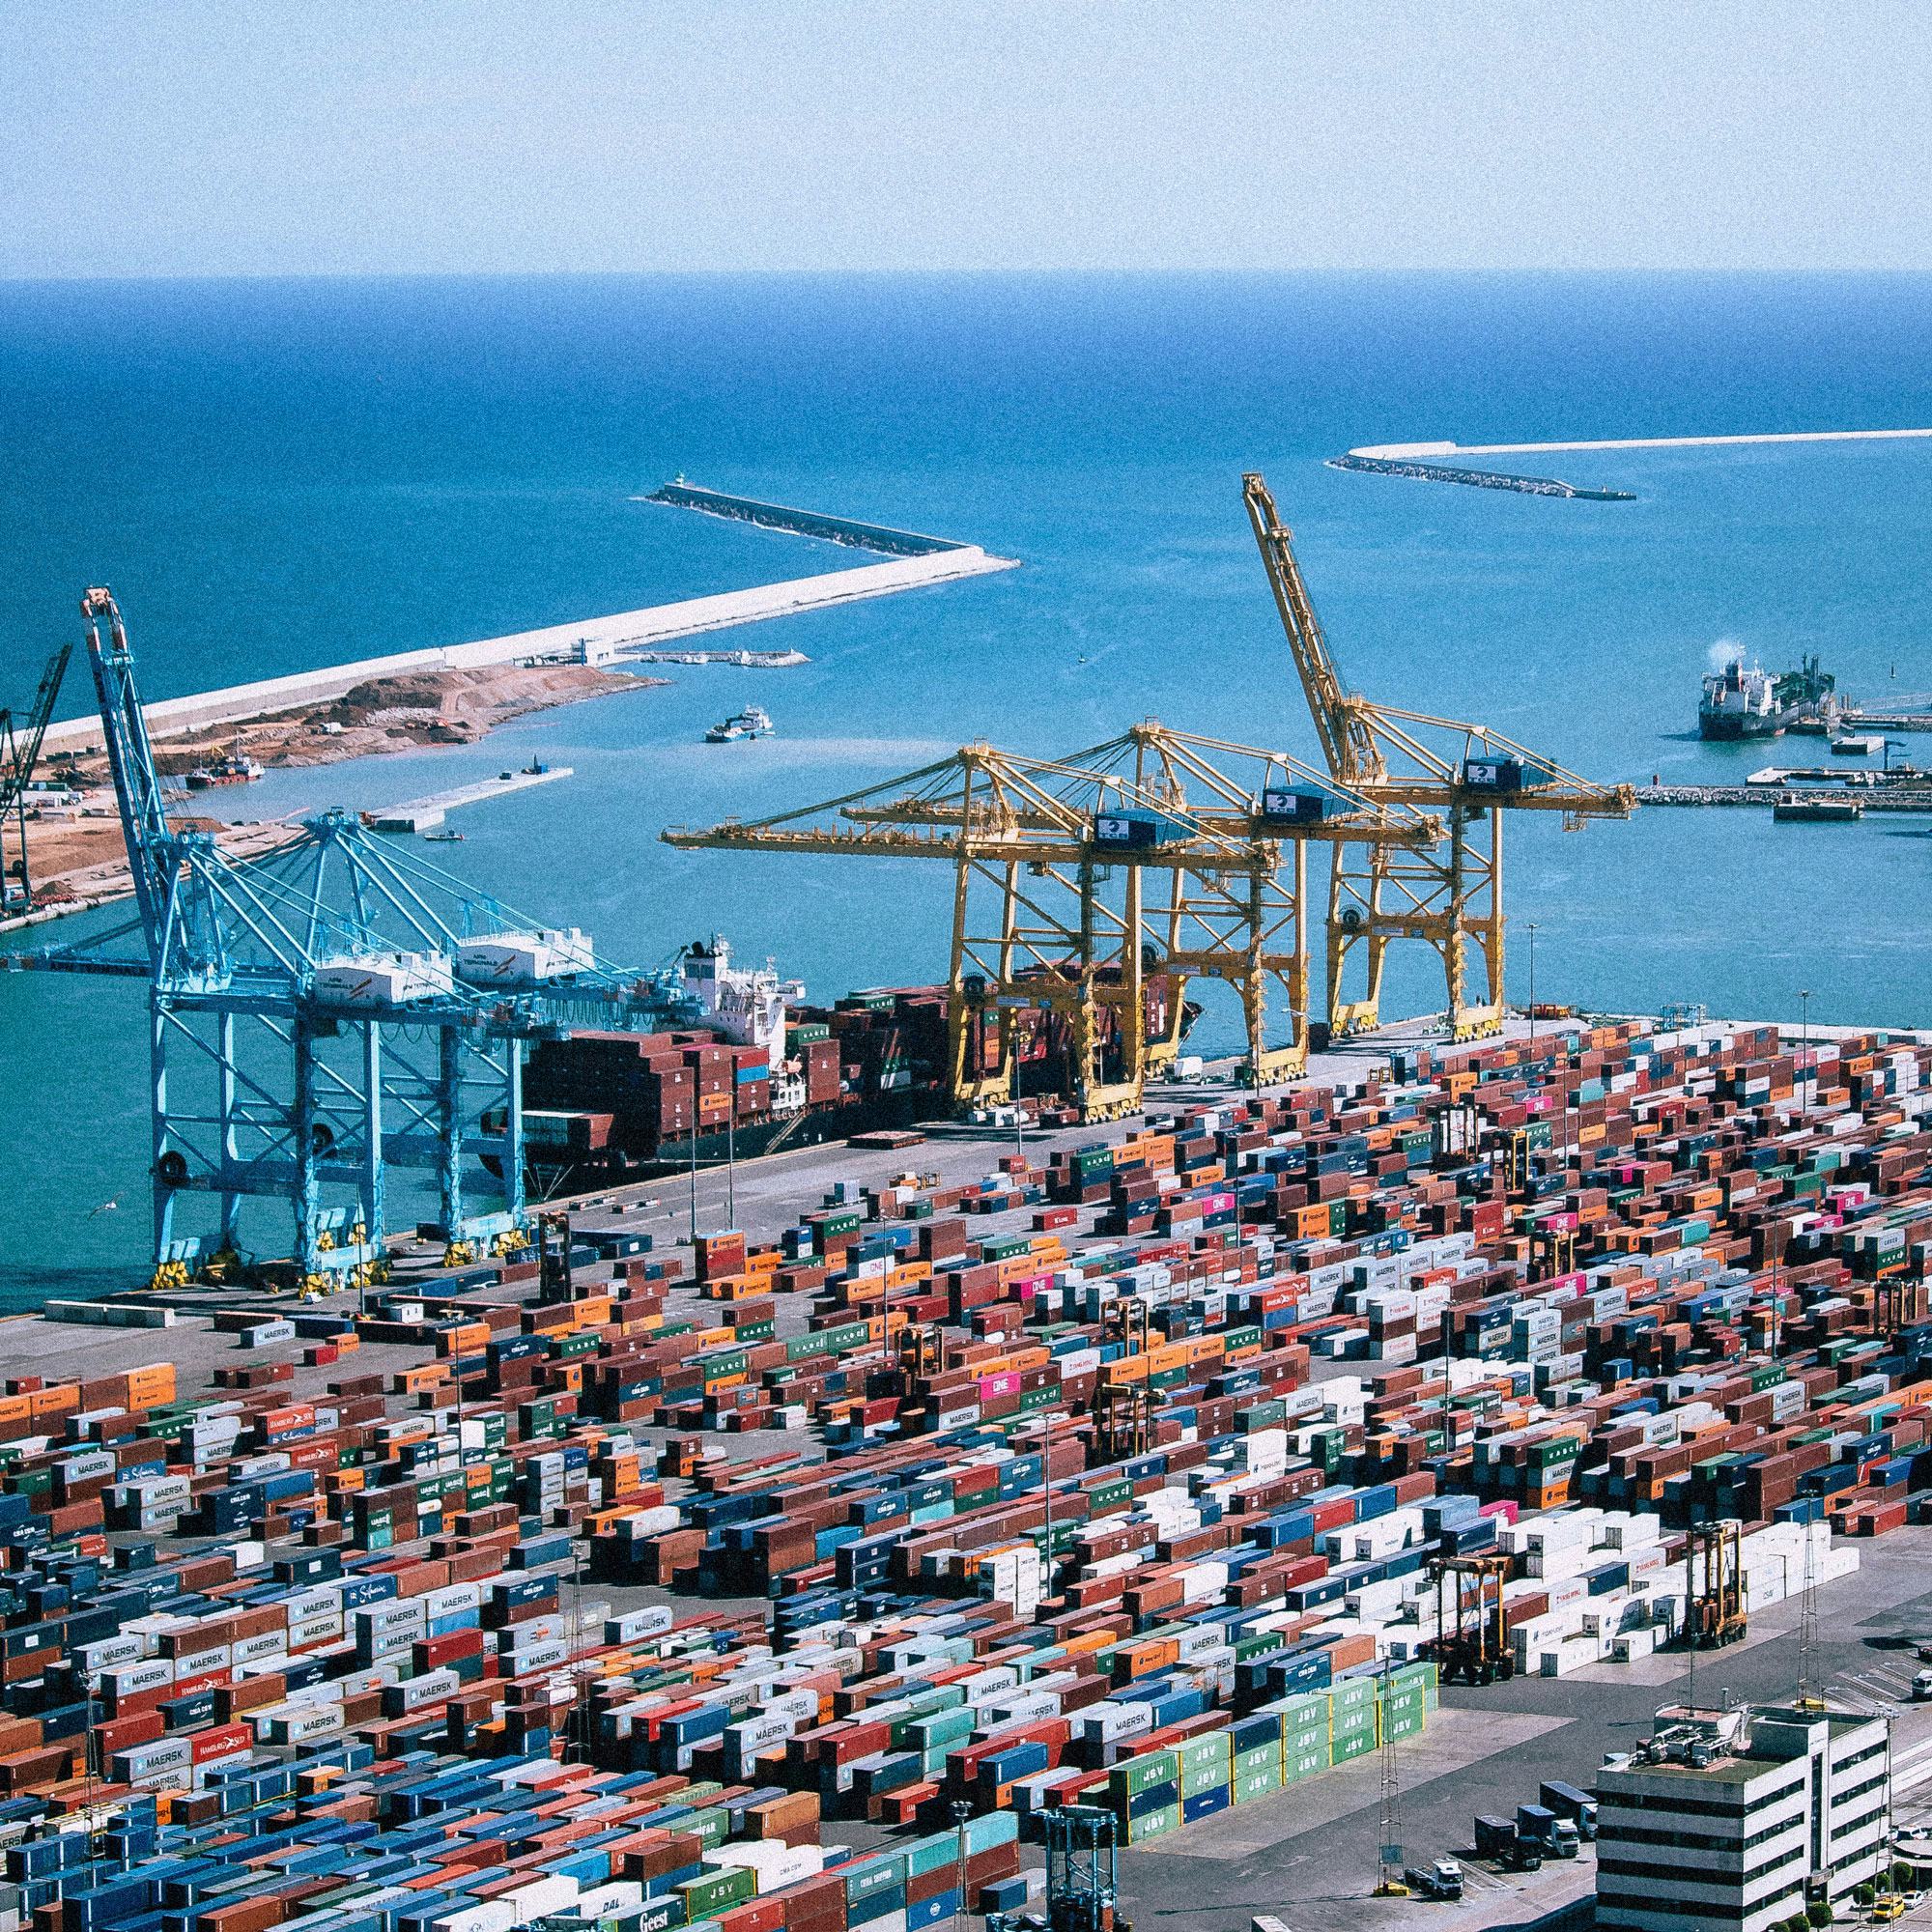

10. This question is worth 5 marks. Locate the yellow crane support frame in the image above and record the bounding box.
[663,722,1439,1122]
[1243,473,1636,1041]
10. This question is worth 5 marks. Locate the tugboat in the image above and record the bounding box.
[705,705,774,744]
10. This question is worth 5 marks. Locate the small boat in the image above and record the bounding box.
[422,829,466,842]
[705,706,775,744]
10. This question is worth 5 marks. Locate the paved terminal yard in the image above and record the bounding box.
[1116,1530,1932,1932]
[9,1006,1932,1932]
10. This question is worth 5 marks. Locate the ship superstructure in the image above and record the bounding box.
[1699,654,1836,741]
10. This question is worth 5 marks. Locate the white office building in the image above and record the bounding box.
[1596,1703,1891,1932]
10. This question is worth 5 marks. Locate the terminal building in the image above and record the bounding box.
[1596,1704,1891,1932]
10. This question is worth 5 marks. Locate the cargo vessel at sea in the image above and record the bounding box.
[1699,653,1836,740]
[485,934,1193,1193]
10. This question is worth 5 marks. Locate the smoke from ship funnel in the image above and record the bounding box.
[1707,638,1747,672]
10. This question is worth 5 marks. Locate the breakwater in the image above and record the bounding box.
[644,480,966,556]
[1643,781,1932,811]
[39,490,1016,757]
[1327,453,1634,500]
[1357,427,1932,459]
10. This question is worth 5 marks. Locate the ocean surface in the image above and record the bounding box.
[3,271,1930,1303]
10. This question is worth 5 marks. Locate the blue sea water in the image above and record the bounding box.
[2,271,1930,1303]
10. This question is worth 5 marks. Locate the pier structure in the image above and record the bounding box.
[360,763,572,834]
[1334,423,1932,499]
[38,485,1016,758]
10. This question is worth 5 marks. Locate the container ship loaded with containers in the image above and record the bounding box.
[486,935,1196,1194]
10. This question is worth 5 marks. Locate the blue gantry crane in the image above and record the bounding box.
[23,588,691,1290]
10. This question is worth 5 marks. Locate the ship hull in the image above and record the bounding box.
[485,1089,941,1193]
[1698,711,1783,742]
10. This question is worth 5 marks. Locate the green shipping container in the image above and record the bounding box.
[680,1867,754,1918]
[1109,1748,1178,1799]
[1236,1766,1283,1802]
[1123,1804,1180,1845]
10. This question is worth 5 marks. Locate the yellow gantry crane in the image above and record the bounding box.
[1243,473,1636,1041]
[663,723,1439,1122]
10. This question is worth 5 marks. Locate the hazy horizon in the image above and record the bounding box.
[5,1,1928,281]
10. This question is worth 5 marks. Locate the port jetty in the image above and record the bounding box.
[38,485,1016,760]
[1335,424,1932,499]
[1327,452,1634,500]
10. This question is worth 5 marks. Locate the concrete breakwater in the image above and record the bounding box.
[1327,453,1634,500]
[643,480,968,557]
[40,487,1017,757]
[1643,781,1932,810]
[1356,427,1932,459]
[1335,425,1932,501]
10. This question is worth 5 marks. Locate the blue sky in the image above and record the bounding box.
[5,1,1927,277]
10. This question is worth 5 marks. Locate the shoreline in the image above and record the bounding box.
[37,539,1015,761]
[14,484,1019,926]
[11,660,666,928]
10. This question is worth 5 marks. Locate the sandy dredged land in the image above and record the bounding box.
[16,507,1016,918]
[17,659,660,913]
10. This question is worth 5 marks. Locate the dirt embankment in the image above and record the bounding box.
[18,661,663,899]
[150,662,661,775]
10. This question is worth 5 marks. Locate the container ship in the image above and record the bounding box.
[1698,653,1836,740]
[485,934,1192,1194]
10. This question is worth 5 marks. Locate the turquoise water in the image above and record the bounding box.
[3,272,1930,1300]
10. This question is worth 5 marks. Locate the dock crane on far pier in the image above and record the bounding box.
[1243,472,1635,1040]
[665,723,1440,1122]
[0,642,71,914]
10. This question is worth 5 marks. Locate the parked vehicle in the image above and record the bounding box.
[1518,1804,1580,1859]
[1475,1816,1543,1871]
[1539,1780,1600,1840]
[1405,1861,1464,1900]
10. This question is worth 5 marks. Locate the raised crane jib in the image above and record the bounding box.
[1242,471,1384,786]
[7,643,70,791]
[80,587,177,952]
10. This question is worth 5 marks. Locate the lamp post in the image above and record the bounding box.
[1013,1012,1025,1163]
[688,1117,698,1245]
[1524,922,1540,1050]
[952,1799,973,1931]
[1799,988,1812,1097]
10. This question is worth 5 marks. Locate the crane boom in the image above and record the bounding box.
[81,587,177,952]
[3,643,71,798]
[1240,471,1634,1040]
[0,641,71,910]
[1242,471,1383,784]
